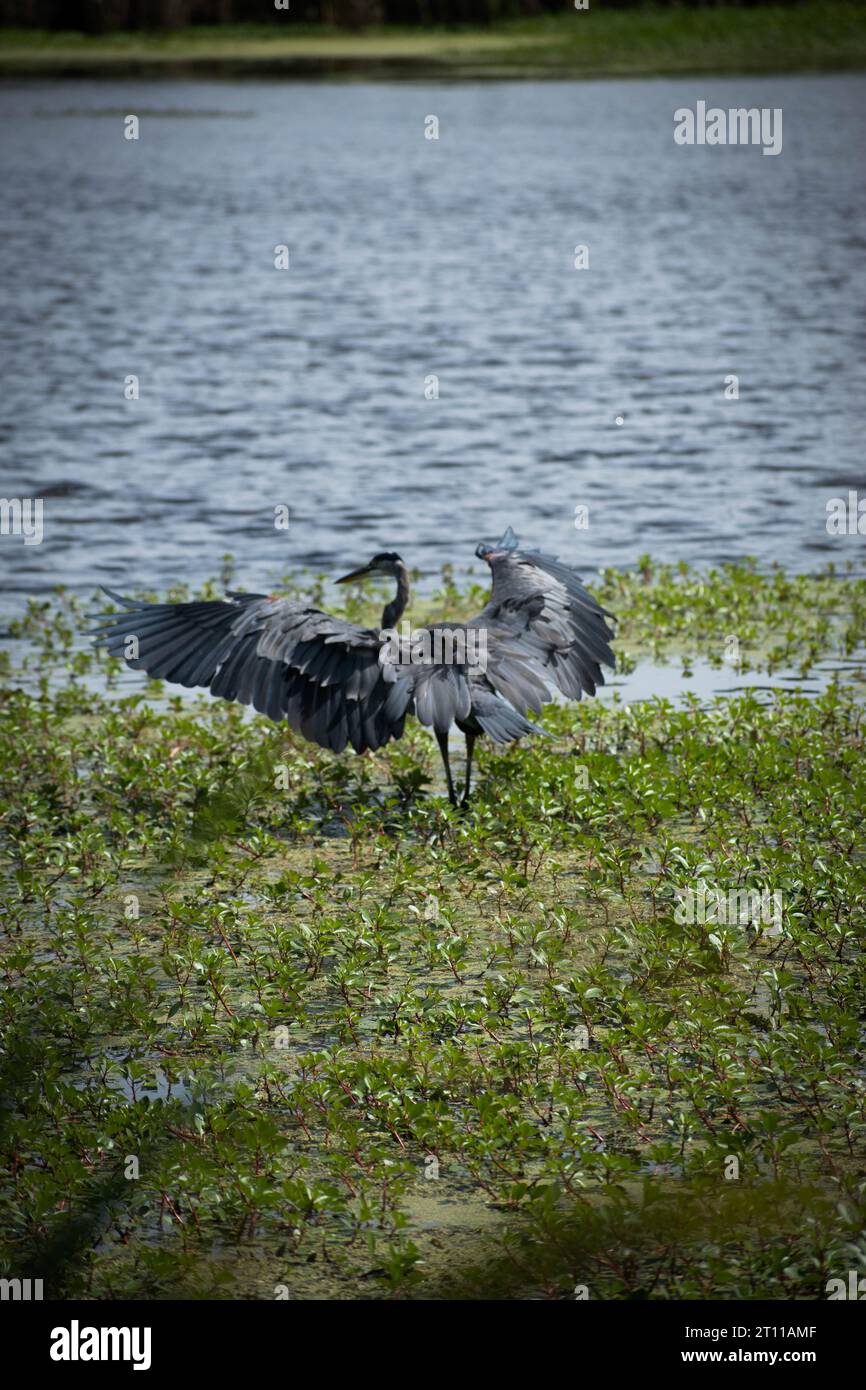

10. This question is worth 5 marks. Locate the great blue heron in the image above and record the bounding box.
[93,528,615,807]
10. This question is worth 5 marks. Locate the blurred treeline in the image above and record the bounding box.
[0,0,808,34]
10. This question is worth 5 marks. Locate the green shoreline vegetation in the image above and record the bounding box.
[1,4,865,79]
[1,559,865,1299]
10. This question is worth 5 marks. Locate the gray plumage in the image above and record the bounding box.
[92,528,615,806]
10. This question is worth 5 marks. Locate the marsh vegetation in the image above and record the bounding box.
[1,559,865,1299]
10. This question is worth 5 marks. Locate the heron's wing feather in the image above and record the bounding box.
[469,687,548,744]
[469,533,615,703]
[92,590,406,753]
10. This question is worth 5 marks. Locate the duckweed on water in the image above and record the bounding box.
[1,561,865,1299]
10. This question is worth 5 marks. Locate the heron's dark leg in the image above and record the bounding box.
[461,733,476,807]
[435,731,457,807]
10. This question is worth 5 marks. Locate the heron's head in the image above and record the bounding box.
[336,551,404,584]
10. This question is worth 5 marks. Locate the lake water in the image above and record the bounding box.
[1,73,865,624]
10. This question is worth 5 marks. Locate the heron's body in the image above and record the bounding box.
[93,528,615,806]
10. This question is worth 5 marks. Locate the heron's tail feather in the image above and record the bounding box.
[471,690,549,744]
[411,667,472,734]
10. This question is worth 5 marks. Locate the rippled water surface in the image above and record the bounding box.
[1,74,865,619]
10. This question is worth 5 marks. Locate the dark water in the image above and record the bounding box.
[1,74,865,622]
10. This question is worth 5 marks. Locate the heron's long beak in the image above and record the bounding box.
[336,564,373,585]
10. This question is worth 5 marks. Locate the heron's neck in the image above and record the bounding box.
[381,563,410,630]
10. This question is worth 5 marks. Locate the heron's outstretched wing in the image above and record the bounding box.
[470,529,615,704]
[379,531,614,743]
[91,589,406,754]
